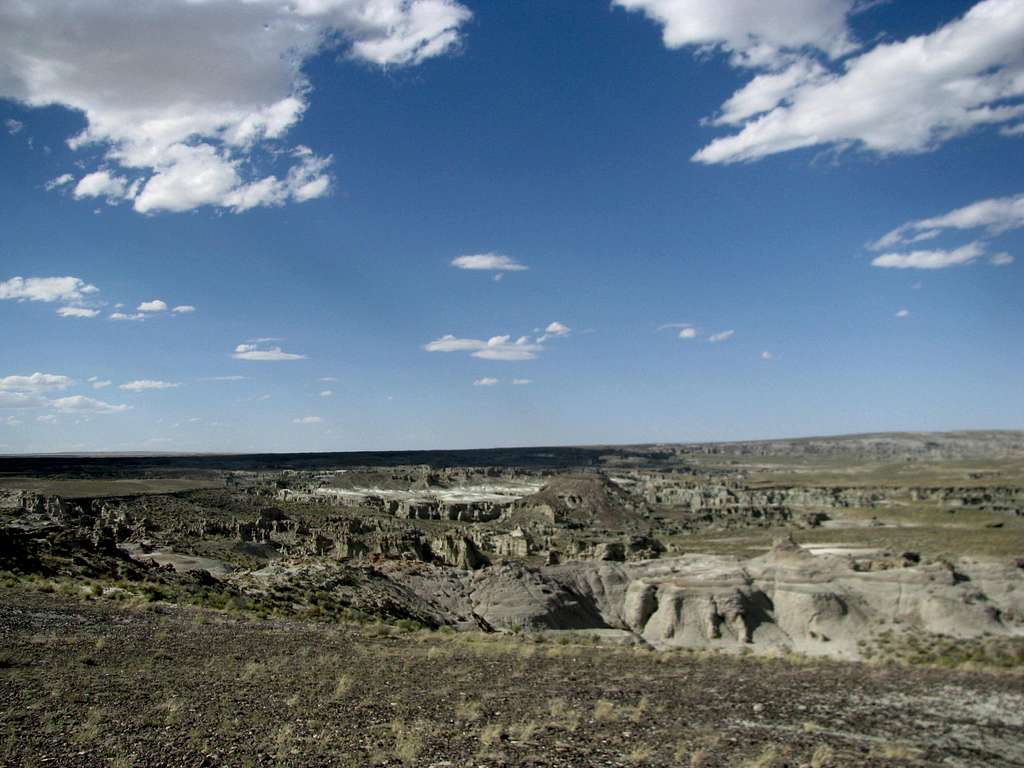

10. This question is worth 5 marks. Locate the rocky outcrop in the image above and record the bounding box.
[430,533,489,570]
[538,544,1024,657]
[377,541,1024,659]
[508,475,652,529]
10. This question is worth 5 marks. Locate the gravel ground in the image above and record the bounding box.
[2,591,1023,767]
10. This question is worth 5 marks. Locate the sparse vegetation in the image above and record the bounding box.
[1,440,1022,765]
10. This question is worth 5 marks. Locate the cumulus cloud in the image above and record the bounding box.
[451,254,528,272]
[537,321,571,343]
[895,309,911,318]
[320,389,334,397]
[512,379,532,385]
[991,252,1015,266]
[5,118,24,135]
[172,305,196,313]
[119,380,181,392]
[871,242,984,269]
[293,415,322,424]
[679,327,698,339]
[50,395,130,414]
[88,377,112,389]
[137,299,168,313]
[45,173,74,191]
[0,392,49,409]
[709,330,735,342]
[0,373,73,393]
[474,336,543,361]
[473,377,499,386]
[629,0,1024,164]
[0,376,128,414]
[2,1,471,215]
[613,0,856,68]
[0,276,98,303]
[73,170,131,202]
[760,351,774,360]
[109,312,145,321]
[426,321,573,362]
[870,193,1024,250]
[233,343,306,361]
[425,334,543,361]
[56,306,100,318]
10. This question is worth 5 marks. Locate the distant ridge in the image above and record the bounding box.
[1,431,1021,477]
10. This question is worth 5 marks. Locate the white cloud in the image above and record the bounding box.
[293,415,322,424]
[56,306,99,318]
[714,59,830,126]
[50,395,130,414]
[37,414,58,423]
[171,305,196,313]
[669,0,1024,164]
[2,1,470,215]
[0,379,129,414]
[473,377,499,386]
[475,336,543,361]
[991,252,1015,266]
[895,309,911,318]
[871,242,984,269]
[73,170,130,202]
[232,343,306,361]
[137,299,168,313]
[0,276,98,303]
[536,321,571,343]
[423,335,489,353]
[201,375,247,382]
[45,173,74,191]
[760,350,774,360]
[319,389,334,397]
[679,327,698,339]
[613,0,856,68]
[512,379,532,385]
[119,379,181,392]
[424,324,567,361]
[109,312,145,321]
[870,193,1024,249]
[451,254,528,272]
[0,392,49,409]
[0,373,73,393]
[5,118,24,135]
[709,330,735,342]
[90,379,112,389]
[320,376,338,382]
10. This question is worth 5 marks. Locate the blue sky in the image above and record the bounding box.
[1,0,1021,453]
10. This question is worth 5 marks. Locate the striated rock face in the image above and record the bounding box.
[430,533,489,570]
[466,563,605,631]
[376,542,1024,659]
[635,479,1023,524]
[538,546,1024,658]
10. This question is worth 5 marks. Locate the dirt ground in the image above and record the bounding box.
[2,590,1022,768]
